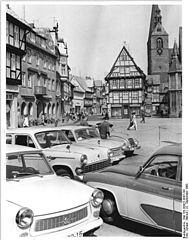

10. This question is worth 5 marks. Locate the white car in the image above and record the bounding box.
[4,145,103,239]
[6,127,111,180]
[58,125,126,163]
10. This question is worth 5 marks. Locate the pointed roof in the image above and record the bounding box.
[105,45,145,80]
[148,5,168,39]
[169,40,182,73]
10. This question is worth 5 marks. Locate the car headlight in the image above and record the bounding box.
[16,207,34,229]
[107,149,114,158]
[121,142,127,150]
[80,154,88,165]
[91,189,104,207]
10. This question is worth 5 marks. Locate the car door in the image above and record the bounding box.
[125,154,179,232]
[173,157,182,233]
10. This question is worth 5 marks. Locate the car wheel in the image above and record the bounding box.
[56,168,73,179]
[100,193,119,223]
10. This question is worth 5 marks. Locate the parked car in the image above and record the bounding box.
[95,122,141,156]
[58,125,126,164]
[84,144,182,234]
[5,145,103,239]
[6,127,112,180]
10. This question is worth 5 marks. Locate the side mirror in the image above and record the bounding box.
[66,144,70,152]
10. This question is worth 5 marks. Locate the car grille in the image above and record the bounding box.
[128,138,135,147]
[111,147,122,157]
[83,159,111,173]
[34,207,88,232]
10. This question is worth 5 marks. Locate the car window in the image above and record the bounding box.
[35,130,69,148]
[6,153,53,179]
[63,130,76,142]
[15,135,35,148]
[75,128,99,141]
[143,155,179,180]
[6,134,12,144]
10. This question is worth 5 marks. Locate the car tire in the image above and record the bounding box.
[55,168,73,179]
[100,193,119,223]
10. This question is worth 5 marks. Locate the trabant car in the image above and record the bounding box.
[4,145,103,239]
[6,127,111,180]
[96,122,141,156]
[84,144,182,234]
[58,125,126,163]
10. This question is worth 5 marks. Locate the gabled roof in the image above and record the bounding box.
[6,7,31,29]
[105,46,145,80]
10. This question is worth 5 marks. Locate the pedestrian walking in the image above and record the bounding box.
[140,111,145,123]
[23,114,29,127]
[98,120,110,139]
[80,115,89,126]
[127,112,137,130]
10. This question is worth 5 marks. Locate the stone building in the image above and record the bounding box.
[168,38,182,117]
[18,25,57,126]
[6,6,30,128]
[147,5,182,117]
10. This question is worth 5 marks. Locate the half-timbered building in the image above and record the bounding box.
[105,46,146,118]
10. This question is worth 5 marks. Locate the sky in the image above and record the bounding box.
[10,3,182,80]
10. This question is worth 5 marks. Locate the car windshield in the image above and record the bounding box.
[35,130,70,148]
[6,152,53,179]
[75,128,100,141]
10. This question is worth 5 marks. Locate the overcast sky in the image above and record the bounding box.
[10,3,182,80]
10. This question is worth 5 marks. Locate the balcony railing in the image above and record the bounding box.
[34,86,47,95]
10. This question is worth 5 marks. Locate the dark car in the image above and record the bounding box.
[84,144,182,235]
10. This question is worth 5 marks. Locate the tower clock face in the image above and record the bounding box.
[157,48,163,55]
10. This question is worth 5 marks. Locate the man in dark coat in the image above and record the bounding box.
[98,120,110,139]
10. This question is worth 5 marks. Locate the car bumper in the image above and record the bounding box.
[29,217,103,239]
[111,154,125,163]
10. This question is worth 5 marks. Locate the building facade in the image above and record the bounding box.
[105,46,146,118]
[6,7,30,128]
[168,39,182,117]
[147,5,182,117]
[17,26,57,126]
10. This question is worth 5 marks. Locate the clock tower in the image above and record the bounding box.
[147,5,170,116]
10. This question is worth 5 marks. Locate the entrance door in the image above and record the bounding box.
[122,105,129,118]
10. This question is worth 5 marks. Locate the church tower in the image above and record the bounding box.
[147,5,170,116]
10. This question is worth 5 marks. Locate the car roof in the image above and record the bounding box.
[57,125,91,130]
[6,127,62,134]
[153,143,182,156]
[6,144,42,154]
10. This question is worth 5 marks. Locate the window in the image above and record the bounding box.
[14,25,19,47]
[28,73,32,87]
[61,64,66,75]
[27,50,32,63]
[36,54,40,66]
[6,21,9,43]
[152,94,159,103]
[52,80,55,91]
[127,79,133,88]
[157,38,163,49]
[143,155,179,181]
[48,79,51,90]
[135,79,141,88]
[123,92,129,103]
[15,135,35,148]
[22,72,26,86]
[153,86,160,93]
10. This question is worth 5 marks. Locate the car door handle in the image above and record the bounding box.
[162,186,173,191]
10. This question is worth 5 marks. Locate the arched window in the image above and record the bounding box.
[157,38,163,49]
[21,102,27,116]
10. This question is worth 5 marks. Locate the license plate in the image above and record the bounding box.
[68,230,83,237]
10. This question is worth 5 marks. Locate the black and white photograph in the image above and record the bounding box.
[1,0,187,239]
